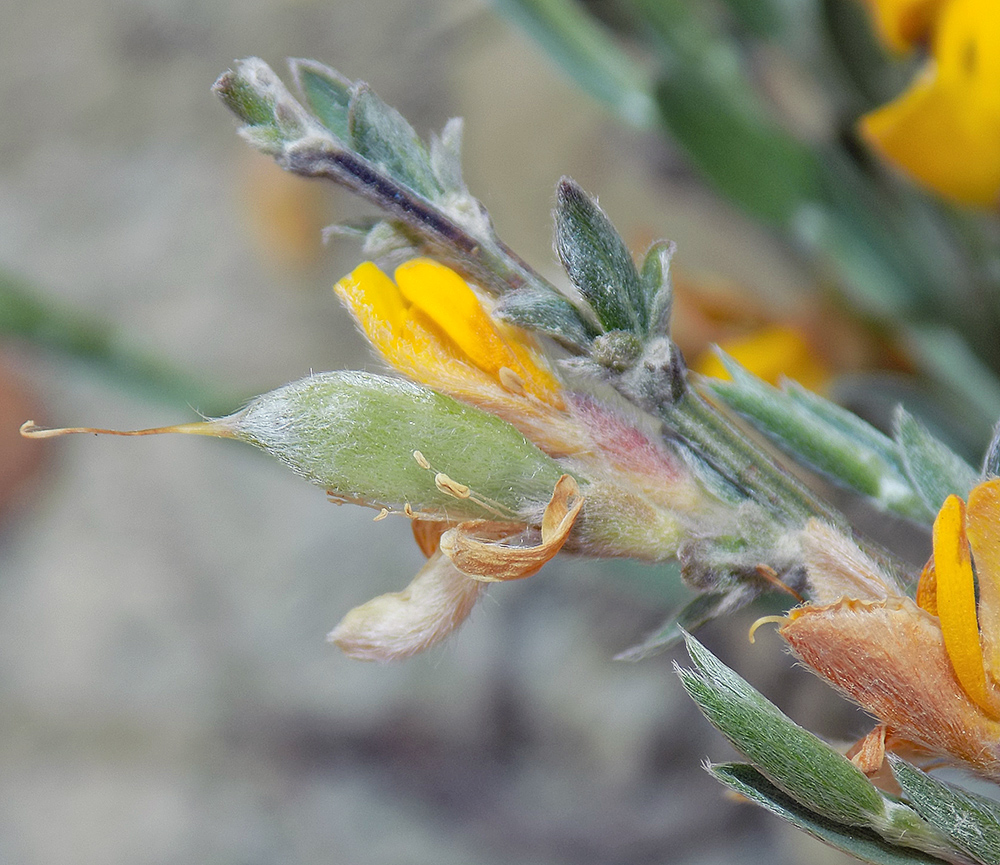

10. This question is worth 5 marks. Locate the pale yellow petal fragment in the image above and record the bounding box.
[440,475,583,582]
[328,551,485,661]
[966,479,1000,682]
[933,495,997,716]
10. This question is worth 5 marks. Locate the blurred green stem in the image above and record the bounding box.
[0,270,239,415]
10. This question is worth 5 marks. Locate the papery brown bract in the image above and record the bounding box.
[782,597,1000,778]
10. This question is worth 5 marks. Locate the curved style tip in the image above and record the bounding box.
[19,419,234,440]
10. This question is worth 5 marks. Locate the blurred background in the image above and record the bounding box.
[0,0,937,862]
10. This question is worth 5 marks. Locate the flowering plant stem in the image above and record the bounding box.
[0,270,236,414]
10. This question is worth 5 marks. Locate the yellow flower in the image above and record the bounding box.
[24,259,696,662]
[334,258,586,455]
[692,324,830,392]
[861,0,947,52]
[860,0,1000,206]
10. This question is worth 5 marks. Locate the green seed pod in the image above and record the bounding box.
[224,371,568,520]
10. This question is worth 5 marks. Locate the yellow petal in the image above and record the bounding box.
[860,0,1000,206]
[861,0,947,52]
[966,479,1000,682]
[327,550,485,661]
[337,261,407,330]
[395,258,511,375]
[394,258,563,406]
[440,475,583,581]
[933,494,998,715]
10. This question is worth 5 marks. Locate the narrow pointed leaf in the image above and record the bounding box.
[289,58,352,140]
[895,407,978,514]
[678,631,886,826]
[639,240,675,336]
[679,634,954,858]
[710,764,952,865]
[349,84,442,199]
[554,178,644,333]
[889,755,1000,865]
[707,355,925,518]
[493,287,596,351]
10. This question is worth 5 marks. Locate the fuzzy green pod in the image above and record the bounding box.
[226,371,569,519]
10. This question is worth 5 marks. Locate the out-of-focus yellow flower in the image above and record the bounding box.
[860,0,1000,206]
[692,324,831,392]
[335,258,587,455]
[861,0,947,52]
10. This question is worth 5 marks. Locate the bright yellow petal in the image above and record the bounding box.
[861,0,946,52]
[394,258,563,406]
[395,258,516,377]
[860,0,1000,206]
[966,479,1000,683]
[336,261,407,329]
[933,494,998,716]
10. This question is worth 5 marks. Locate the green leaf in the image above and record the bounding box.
[889,756,1000,865]
[710,764,952,865]
[894,407,978,514]
[706,356,927,519]
[678,631,886,826]
[679,634,956,859]
[493,286,596,351]
[289,58,352,140]
[554,178,645,333]
[348,84,443,200]
[228,371,567,519]
[492,0,656,126]
[639,240,675,336]
[213,58,320,156]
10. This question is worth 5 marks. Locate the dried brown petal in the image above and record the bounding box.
[440,475,583,581]
[410,519,452,559]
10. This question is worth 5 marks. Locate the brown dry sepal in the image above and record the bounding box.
[781,597,1000,779]
[440,475,583,581]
